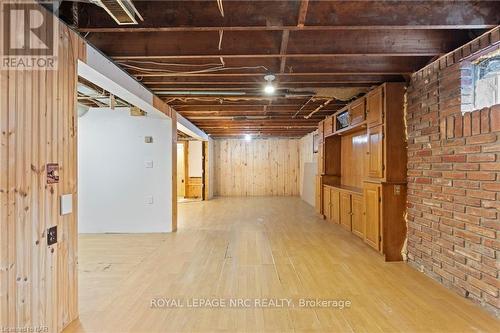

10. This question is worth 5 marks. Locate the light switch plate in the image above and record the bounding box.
[144,160,154,168]
[60,194,73,215]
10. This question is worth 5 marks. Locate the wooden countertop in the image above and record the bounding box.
[323,184,363,195]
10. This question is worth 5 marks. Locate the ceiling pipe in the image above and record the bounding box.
[156,91,247,96]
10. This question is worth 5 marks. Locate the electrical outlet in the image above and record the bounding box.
[47,226,57,246]
[394,185,401,195]
[144,160,153,168]
[144,136,153,143]
[145,196,154,204]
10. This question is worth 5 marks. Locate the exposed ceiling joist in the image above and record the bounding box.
[59,0,500,137]
[297,0,309,28]
[77,25,498,33]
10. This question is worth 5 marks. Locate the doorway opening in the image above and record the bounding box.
[177,137,208,203]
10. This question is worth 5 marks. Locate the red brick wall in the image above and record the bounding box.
[407,59,499,314]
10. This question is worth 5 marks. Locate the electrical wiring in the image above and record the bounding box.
[117,62,268,75]
[217,0,225,17]
[117,60,225,67]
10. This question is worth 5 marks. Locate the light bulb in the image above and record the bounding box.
[264,84,275,94]
[244,134,252,141]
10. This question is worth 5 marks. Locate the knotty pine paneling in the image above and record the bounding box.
[0,8,86,333]
[214,139,300,196]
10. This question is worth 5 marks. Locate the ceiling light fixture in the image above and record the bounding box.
[244,134,252,141]
[264,74,276,95]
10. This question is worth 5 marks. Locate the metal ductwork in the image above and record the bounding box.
[93,0,144,25]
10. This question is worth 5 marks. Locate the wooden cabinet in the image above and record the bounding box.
[351,194,364,238]
[330,189,340,224]
[338,191,363,234]
[340,192,352,230]
[318,142,324,175]
[364,183,381,250]
[322,186,341,224]
[324,116,334,137]
[367,125,384,178]
[349,97,366,126]
[317,83,407,261]
[323,187,331,220]
[315,176,322,214]
[366,86,383,128]
[318,120,324,141]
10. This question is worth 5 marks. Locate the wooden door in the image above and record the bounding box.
[330,189,340,224]
[323,187,331,220]
[368,125,384,178]
[364,183,381,250]
[351,194,364,238]
[349,98,366,126]
[340,192,352,230]
[366,86,383,128]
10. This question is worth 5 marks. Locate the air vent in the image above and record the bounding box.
[233,116,248,121]
[97,0,143,25]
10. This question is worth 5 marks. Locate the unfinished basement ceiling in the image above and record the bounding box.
[58,0,500,137]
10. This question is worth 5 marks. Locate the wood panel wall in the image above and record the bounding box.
[213,139,300,196]
[0,4,180,332]
[0,13,86,332]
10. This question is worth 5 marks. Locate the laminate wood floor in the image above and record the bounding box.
[64,197,499,333]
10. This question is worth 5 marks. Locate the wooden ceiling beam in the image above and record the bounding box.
[93,29,471,58]
[279,30,290,73]
[114,52,441,60]
[297,0,309,28]
[77,25,496,33]
[136,72,411,77]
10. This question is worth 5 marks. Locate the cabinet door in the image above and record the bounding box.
[324,116,334,136]
[318,121,324,142]
[349,98,366,126]
[368,125,384,178]
[366,87,383,128]
[315,176,321,214]
[364,183,381,251]
[323,187,331,220]
[317,142,324,175]
[330,189,340,224]
[351,194,365,238]
[340,192,352,230]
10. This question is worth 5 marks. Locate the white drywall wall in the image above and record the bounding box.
[188,141,203,177]
[299,132,318,206]
[78,107,172,233]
